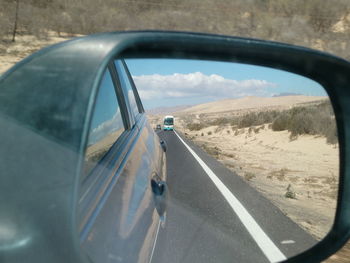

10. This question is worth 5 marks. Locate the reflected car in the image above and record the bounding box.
[0,51,167,262]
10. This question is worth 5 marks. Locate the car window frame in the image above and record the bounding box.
[79,61,141,189]
[121,59,145,114]
[80,66,125,181]
[78,60,145,235]
[114,59,144,125]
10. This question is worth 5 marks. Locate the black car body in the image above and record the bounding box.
[0,40,167,263]
[79,60,167,262]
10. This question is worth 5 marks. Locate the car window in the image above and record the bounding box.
[84,69,125,175]
[114,60,140,119]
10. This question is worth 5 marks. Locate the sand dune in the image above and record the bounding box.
[176,95,327,115]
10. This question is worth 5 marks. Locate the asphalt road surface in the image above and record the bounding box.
[152,130,316,263]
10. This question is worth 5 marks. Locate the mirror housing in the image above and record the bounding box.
[119,32,350,262]
[1,31,350,262]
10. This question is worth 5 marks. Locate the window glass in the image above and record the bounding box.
[164,118,174,125]
[115,60,140,118]
[84,69,125,174]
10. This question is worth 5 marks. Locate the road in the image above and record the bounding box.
[152,130,316,263]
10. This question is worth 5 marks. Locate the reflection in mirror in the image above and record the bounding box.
[84,69,125,177]
[126,59,339,260]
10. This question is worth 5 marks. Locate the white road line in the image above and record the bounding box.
[149,220,161,263]
[174,131,286,263]
[281,240,295,245]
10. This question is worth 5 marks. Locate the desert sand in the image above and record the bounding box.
[0,32,76,74]
[185,125,337,239]
[176,95,328,115]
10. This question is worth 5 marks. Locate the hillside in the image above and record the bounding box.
[176,95,327,115]
[1,0,350,74]
[146,104,192,115]
[0,32,73,74]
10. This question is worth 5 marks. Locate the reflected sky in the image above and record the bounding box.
[88,69,124,146]
[125,59,326,109]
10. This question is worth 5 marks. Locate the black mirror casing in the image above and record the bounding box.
[0,31,350,263]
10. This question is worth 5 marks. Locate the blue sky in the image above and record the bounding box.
[125,59,327,109]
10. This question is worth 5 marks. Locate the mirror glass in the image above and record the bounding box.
[126,58,339,261]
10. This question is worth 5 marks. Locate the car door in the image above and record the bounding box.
[78,61,164,263]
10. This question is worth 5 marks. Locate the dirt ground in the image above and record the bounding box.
[0,32,77,74]
[180,122,338,240]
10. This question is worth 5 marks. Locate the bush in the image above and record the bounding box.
[285,184,296,199]
[326,121,338,144]
[285,191,296,199]
[244,172,256,181]
[238,113,259,128]
[202,144,221,157]
[210,117,230,126]
[215,126,224,133]
[186,100,337,144]
[272,112,290,131]
[236,110,280,128]
[187,123,206,131]
[270,101,338,144]
[289,112,316,137]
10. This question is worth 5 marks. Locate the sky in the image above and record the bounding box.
[125,59,327,110]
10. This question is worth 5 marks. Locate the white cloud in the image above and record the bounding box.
[133,72,276,100]
[88,108,124,145]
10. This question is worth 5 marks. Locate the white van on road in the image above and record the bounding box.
[163,115,174,131]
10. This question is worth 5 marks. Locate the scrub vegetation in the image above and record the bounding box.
[186,122,207,131]
[187,100,337,144]
[1,0,350,60]
[201,143,221,158]
[271,101,337,144]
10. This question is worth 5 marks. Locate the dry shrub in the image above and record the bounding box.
[285,184,297,199]
[187,122,206,131]
[244,172,256,181]
[269,168,289,181]
[202,144,221,157]
[271,101,338,144]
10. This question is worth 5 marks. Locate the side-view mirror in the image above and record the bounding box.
[0,31,349,263]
